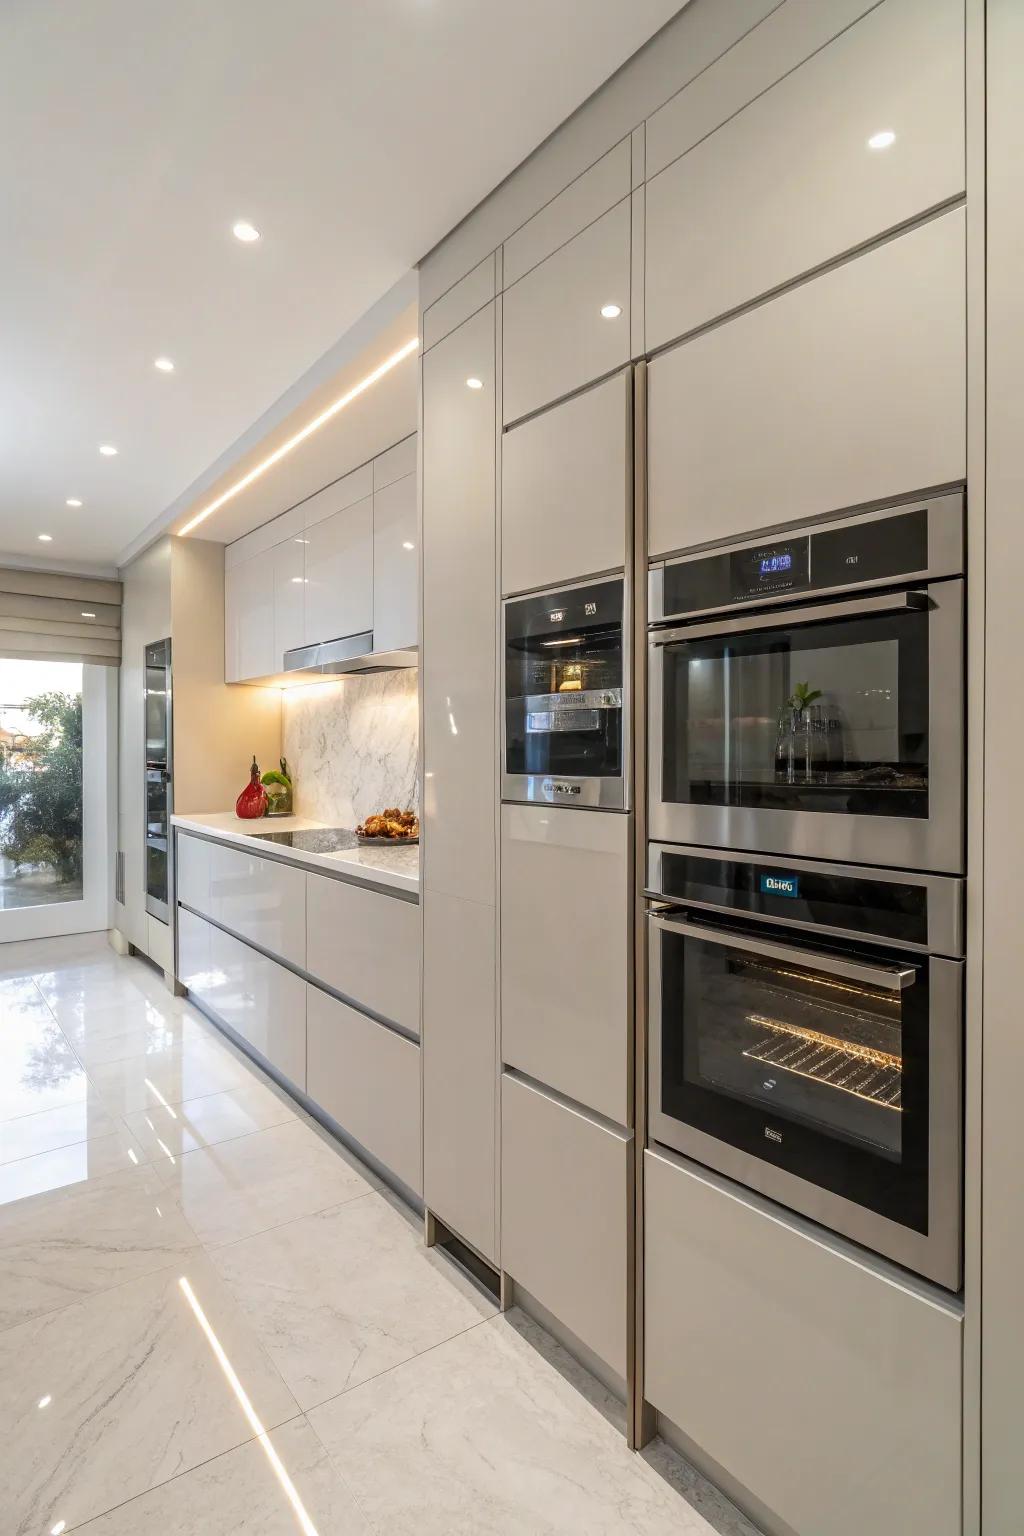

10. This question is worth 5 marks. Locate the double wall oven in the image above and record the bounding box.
[646,492,966,1290]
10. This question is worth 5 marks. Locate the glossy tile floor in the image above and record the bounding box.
[0,933,758,1536]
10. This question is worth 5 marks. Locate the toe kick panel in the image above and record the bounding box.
[644,1147,962,1536]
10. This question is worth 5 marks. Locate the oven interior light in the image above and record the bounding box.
[542,635,583,647]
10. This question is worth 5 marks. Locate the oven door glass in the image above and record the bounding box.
[660,602,929,819]
[505,578,624,781]
[657,915,928,1232]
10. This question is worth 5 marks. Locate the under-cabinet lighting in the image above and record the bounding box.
[177,337,419,536]
[867,129,896,150]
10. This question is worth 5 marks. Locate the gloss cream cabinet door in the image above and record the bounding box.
[272,535,305,666]
[223,562,242,683]
[177,904,211,988]
[303,495,373,645]
[306,985,421,1194]
[207,841,306,968]
[646,0,965,348]
[500,804,630,1125]
[502,1072,630,1382]
[372,472,417,653]
[648,207,966,557]
[501,370,631,597]
[502,199,631,426]
[305,872,420,1037]
[230,550,275,681]
[644,1148,961,1536]
[175,832,211,916]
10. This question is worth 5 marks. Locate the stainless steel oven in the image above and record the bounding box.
[144,638,172,922]
[648,492,964,873]
[502,574,628,809]
[647,843,963,1289]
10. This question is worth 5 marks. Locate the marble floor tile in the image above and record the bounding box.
[166,1119,378,1249]
[0,930,116,979]
[0,1126,150,1205]
[0,1090,121,1165]
[0,1012,90,1121]
[0,1162,199,1330]
[67,1008,211,1068]
[310,1311,740,1536]
[71,1414,372,1535]
[212,1189,497,1409]
[87,1036,259,1114]
[0,1252,301,1535]
[123,1077,296,1161]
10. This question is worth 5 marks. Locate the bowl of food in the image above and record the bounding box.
[355,808,419,844]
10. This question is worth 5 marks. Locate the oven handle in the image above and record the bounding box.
[649,588,931,646]
[648,912,918,992]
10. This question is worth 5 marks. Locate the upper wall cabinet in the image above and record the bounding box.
[647,207,966,558]
[303,494,373,646]
[225,552,275,683]
[501,370,631,597]
[272,536,305,662]
[645,0,965,350]
[502,198,631,426]
[372,472,417,652]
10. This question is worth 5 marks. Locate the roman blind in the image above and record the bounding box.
[0,567,121,666]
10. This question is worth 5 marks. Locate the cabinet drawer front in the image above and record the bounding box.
[303,496,373,645]
[500,805,629,1125]
[646,0,964,348]
[307,986,421,1194]
[501,372,630,597]
[644,1149,962,1536]
[176,832,212,915]
[502,199,631,426]
[207,841,306,968]
[305,872,420,1035]
[178,904,211,987]
[648,207,966,558]
[502,1073,629,1381]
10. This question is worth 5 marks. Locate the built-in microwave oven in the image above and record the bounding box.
[502,574,628,809]
[647,842,964,1290]
[647,492,965,874]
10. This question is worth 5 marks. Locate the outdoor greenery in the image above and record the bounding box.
[0,691,83,882]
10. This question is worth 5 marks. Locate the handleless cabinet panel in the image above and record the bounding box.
[502,199,630,426]
[305,871,420,1036]
[502,1073,629,1381]
[500,805,630,1125]
[231,552,275,681]
[176,832,211,916]
[307,986,421,1194]
[223,562,242,683]
[373,433,416,492]
[645,1149,962,1536]
[272,536,306,666]
[648,208,966,557]
[207,840,306,968]
[177,904,211,989]
[646,0,963,347]
[303,496,373,645]
[372,473,418,653]
[501,372,630,597]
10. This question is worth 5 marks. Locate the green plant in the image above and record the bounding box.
[787,681,823,713]
[0,690,83,881]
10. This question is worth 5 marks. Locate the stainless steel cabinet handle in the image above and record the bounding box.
[648,911,918,992]
[650,588,931,647]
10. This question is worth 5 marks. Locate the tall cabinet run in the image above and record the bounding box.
[421,296,499,1263]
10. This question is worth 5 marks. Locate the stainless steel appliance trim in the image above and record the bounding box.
[650,588,929,646]
[649,490,965,624]
[646,843,964,958]
[522,688,622,711]
[500,772,626,810]
[284,633,374,669]
[648,911,917,991]
[647,576,964,875]
[647,914,963,1290]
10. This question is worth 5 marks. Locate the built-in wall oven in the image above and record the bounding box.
[503,575,627,808]
[144,638,172,922]
[648,492,964,873]
[647,843,963,1289]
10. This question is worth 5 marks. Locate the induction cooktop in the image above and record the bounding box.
[249,826,360,854]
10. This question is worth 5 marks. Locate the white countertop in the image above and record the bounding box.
[171,812,420,897]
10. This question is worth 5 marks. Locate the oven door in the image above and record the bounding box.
[648,910,962,1289]
[648,582,963,873]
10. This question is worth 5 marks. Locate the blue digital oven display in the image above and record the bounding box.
[759,551,793,576]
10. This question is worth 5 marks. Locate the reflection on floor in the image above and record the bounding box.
[0,932,758,1536]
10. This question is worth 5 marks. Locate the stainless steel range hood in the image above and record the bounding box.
[283,633,417,678]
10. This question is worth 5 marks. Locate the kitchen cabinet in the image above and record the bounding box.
[645,0,964,349]
[647,206,967,557]
[224,551,275,682]
[502,198,631,426]
[306,986,422,1194]
[272,535,305,665]
[303,494,373,645]
[500,804,630,1125]
[502,1072,630,1383]
[305,869,420,1036]
[205,837,306,968]
[644,1147,962,1536]
[372,472,417,653]
[501,370,630,596]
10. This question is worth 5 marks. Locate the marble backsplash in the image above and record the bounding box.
[281,668,418,827]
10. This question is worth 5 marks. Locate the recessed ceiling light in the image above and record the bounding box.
[600,303,622,319]
[38,533,53,542]
[81,611,96,619]
[99,444,118,456]
[867,129,896,150]
[66,498,82,507]
[466,377,483,390]
[232,220,261,243]
[37,1396,52,1409]
[154,356,175,373]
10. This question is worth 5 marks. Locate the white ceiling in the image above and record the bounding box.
[0,0,680,571]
